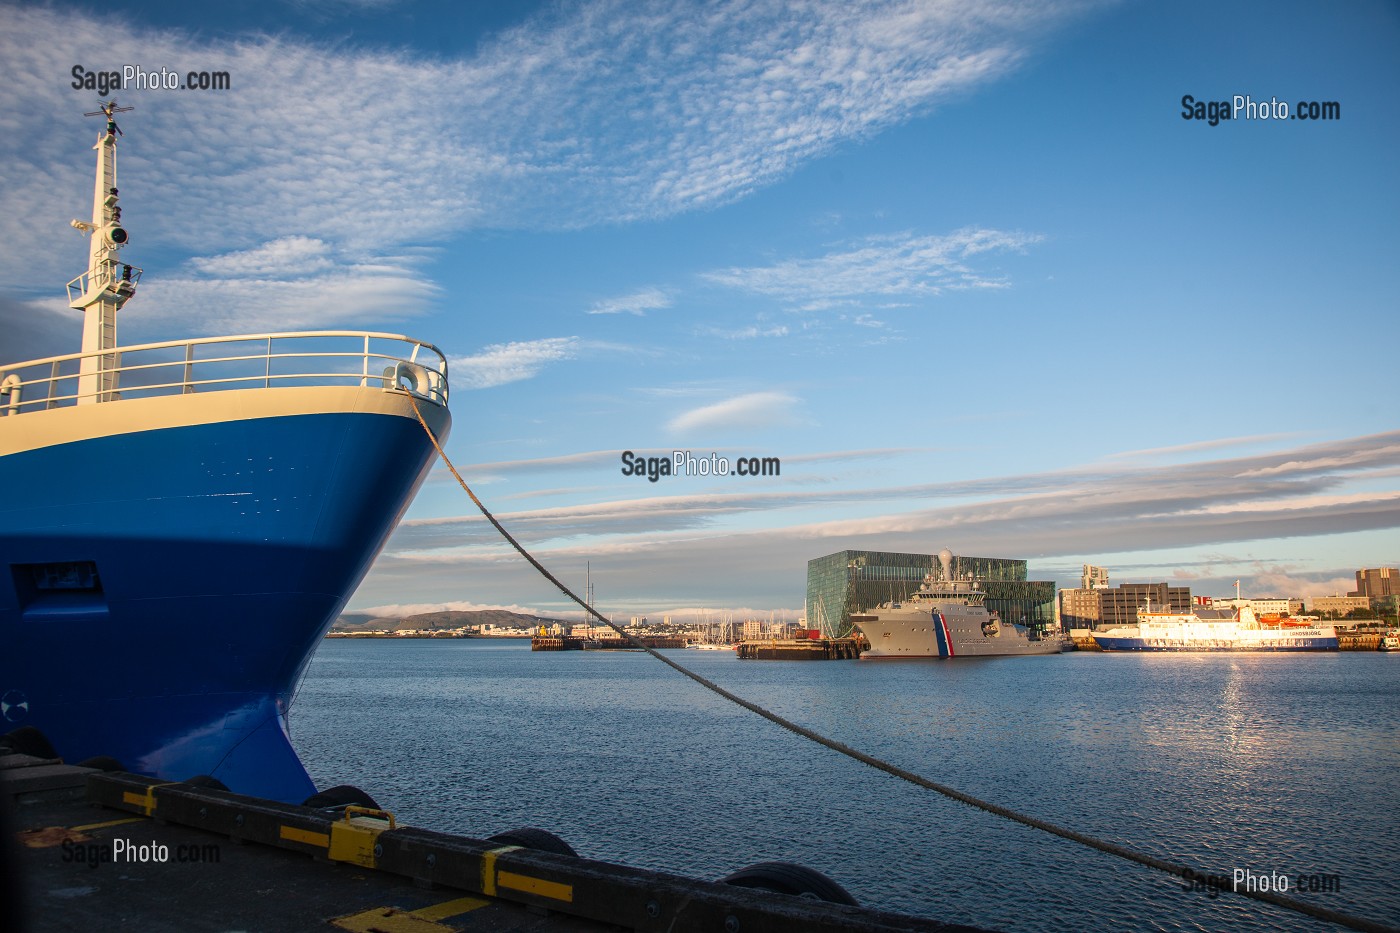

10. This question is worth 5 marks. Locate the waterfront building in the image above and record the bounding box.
[1059,582,1192,630]
[1100,583,1191,627]
[1059,588,1102,628]
[1207,597,1301,616]
[1351,567,1400,598]
[805,549,1055,638]
[1309,595,1371,618]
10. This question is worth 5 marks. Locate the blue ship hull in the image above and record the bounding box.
[0,389,448,801]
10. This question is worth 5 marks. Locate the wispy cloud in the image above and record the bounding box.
[131,252,441,335]
[588,287,671,316]
[372,432,1400,600]
[700,323,791,339]
[1242,567,1361,600]
[1104,434,1304,461]
[462,450,622,475]
[450,337,580,390]
[2,2,1083,329]
[668,391,802,434]
[350,600,548,620]
[187,236,337,278]
[702,228,1043,307]
[454,446,915,482]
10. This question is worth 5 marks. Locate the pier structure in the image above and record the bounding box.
[736,637,864,660]
[2,748,982,933]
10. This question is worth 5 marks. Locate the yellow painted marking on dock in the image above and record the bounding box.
[279,825,330,848]
[497,870,574,903]
[330,906,456,932]
[121,782,178,816]
[70,816,144,832]
[408,896,490,921]
[480,845,521,897]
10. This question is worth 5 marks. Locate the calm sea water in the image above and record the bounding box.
[289,641,1400,932]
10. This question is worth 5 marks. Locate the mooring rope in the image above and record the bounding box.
[408,396,1395,933]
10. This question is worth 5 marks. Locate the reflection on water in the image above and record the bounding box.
[291,642,1399,932]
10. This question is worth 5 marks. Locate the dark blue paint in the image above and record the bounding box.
[0,408,443,801]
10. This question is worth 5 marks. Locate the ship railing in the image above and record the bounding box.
[0,331,449,415]
[65,259,144,307]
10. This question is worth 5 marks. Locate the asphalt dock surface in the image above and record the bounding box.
[4,751,987,933]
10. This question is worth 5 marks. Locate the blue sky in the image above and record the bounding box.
[3,0,1397,621]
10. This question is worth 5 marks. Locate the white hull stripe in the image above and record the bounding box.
[0,385,449,457]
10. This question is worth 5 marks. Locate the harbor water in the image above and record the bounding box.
[290,640,1400,932]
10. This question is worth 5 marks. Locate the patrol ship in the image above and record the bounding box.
[855,549,1060,658]
[0,102,452,801]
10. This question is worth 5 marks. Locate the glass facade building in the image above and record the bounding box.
[806,549,1057,637]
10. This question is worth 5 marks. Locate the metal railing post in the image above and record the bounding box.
[183,342,196,394]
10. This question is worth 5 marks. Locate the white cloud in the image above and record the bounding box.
[702,228,1043,305]
[188,237,336,278]
[1242,568,1361,600]
[463,449,622,475]
[1104,434,1307,461]
[588,288,671,316]
[2,2,1083,330]
[701,323,791,339]
[352,599,546,619]
[128,259,440,336]
[449,337,580,390]
[668,390,801,433]
[372,432,1400,605]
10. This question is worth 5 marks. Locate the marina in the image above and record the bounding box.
[532,635,688,650]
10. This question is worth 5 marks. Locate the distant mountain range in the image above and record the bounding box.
[331,609,565,632]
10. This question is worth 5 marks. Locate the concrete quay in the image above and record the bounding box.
[3,751,987,933]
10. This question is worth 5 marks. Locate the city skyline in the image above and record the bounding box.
[3,1,1397,621]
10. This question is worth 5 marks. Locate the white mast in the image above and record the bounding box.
[68,100,140,404]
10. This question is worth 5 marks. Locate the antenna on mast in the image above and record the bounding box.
[85,99,133,136]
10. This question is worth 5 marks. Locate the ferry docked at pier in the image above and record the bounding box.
[855,549,1060,658]
[0,102,451,801]
[1091,604,1338,652]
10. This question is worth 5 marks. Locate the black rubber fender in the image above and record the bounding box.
[719,860,859,905]
[486,826,578,857]
[0,726,58,760]
[301,784,380,811]
[181,774,230,792]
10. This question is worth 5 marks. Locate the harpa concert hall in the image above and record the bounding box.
[806,549,1056,638]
